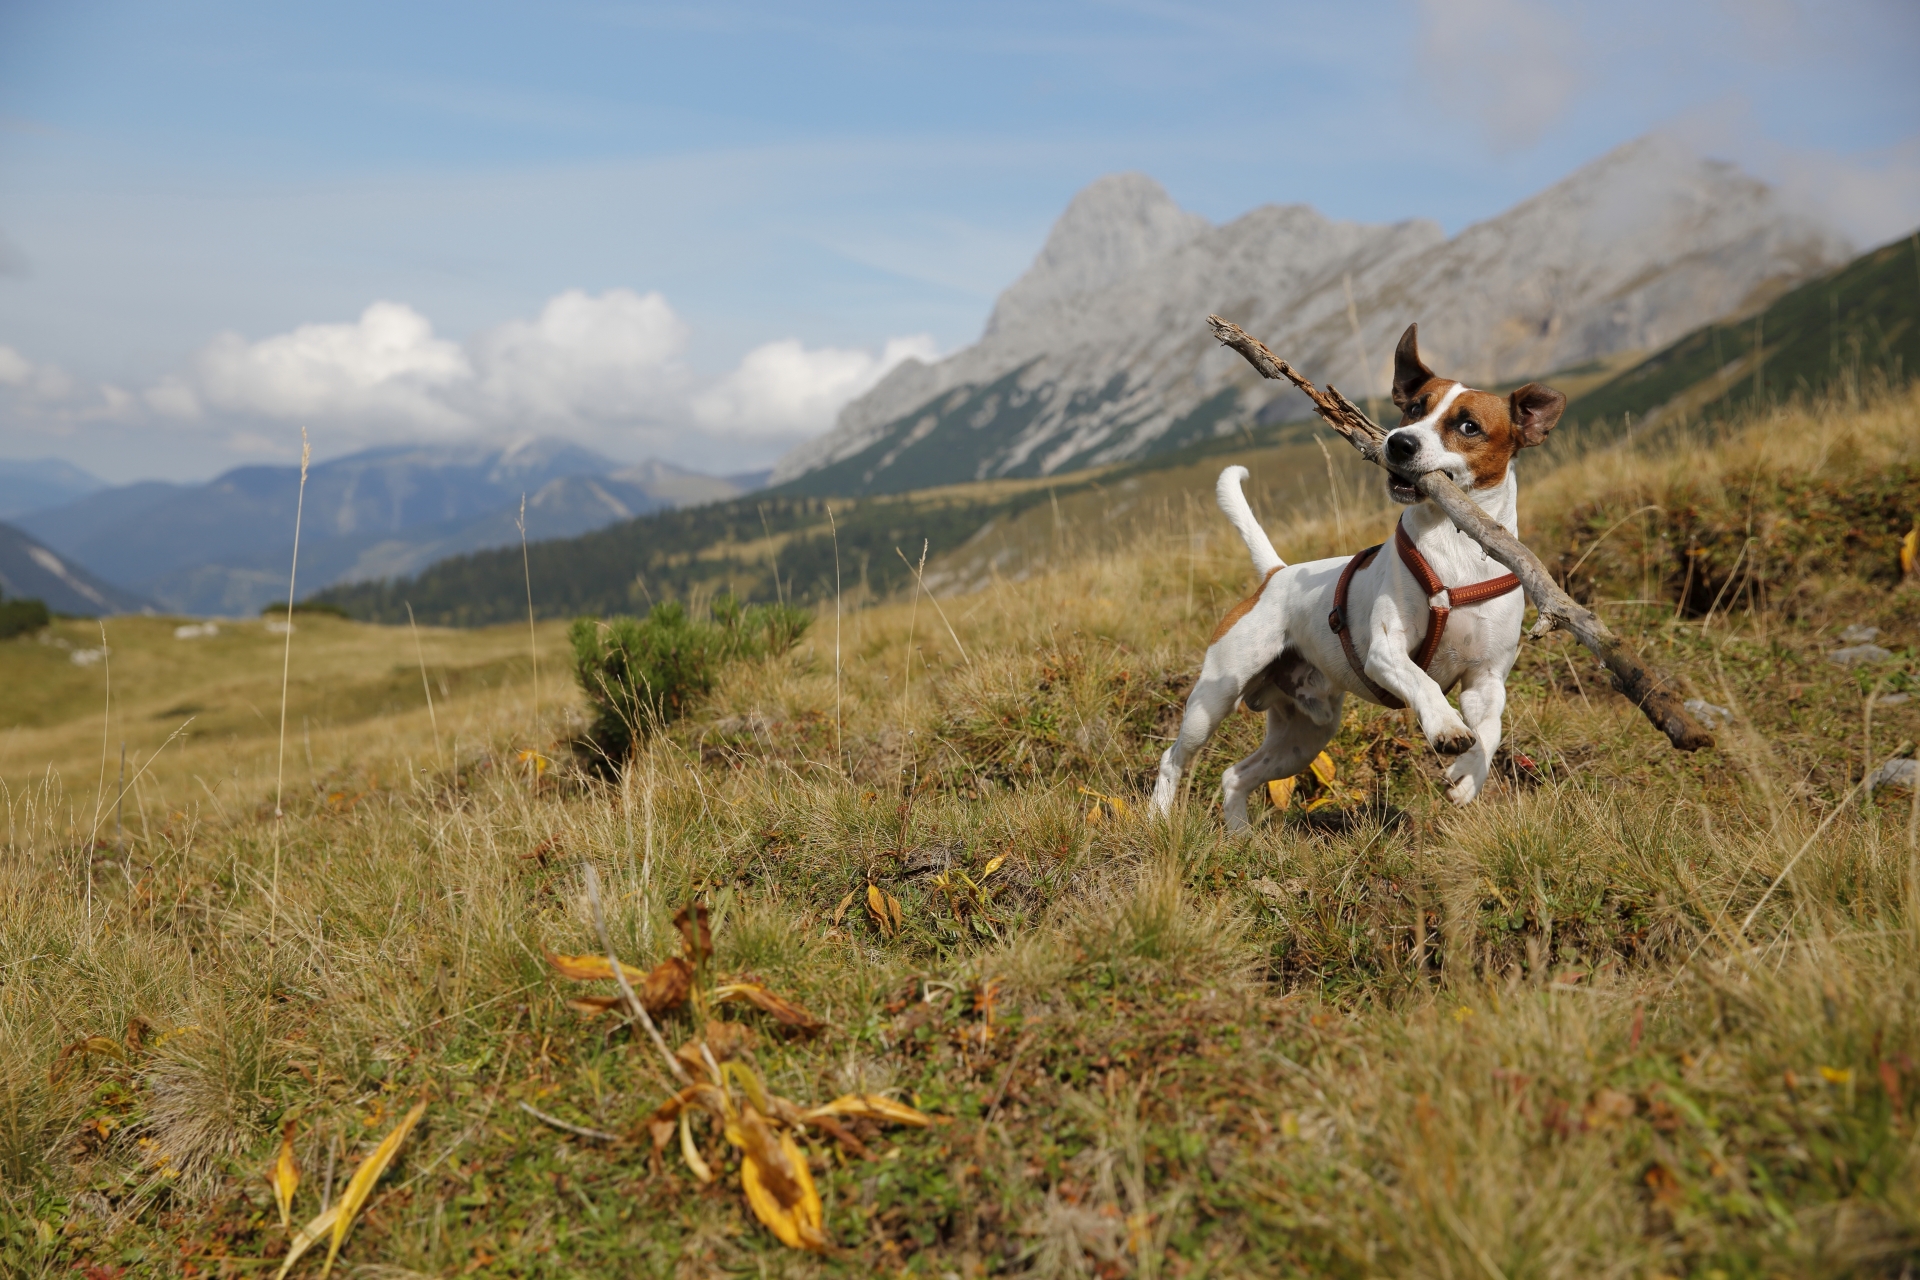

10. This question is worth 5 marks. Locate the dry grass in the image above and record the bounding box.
[2,387,1918,1277]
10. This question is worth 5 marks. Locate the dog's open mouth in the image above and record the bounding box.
[1386,472,1421,503]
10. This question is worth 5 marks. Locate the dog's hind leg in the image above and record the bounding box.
[1220,701,1342,834]
[1149,665,1244,818]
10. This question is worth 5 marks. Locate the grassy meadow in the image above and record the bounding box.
[3,385,1919,1278]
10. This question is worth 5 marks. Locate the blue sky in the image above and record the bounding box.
[1,0,1916,482]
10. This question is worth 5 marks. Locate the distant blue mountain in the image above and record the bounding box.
[0,456,107,519]
[0,521,153,616]
[16,439,757,617]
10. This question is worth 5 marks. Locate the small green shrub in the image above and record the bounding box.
[570,595,810,768]
[0,594,49,640]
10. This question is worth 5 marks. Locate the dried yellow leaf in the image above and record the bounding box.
[544,951,692,1013]
[83,1035,125,1059]
[981,854,1007,879]
[544,950,647,984]
[739,1126,828,1251]
[831,889,856,925]
[714,982,826,1034]
[319,1100,426,1279]
[271,1124,299,1229]
[803,1093,933,1127]
[887,891,904,933]
[679,1110,713,1183]
[1266,777,1297,808]
[1080,787,1130,824]
[1308,752,1336,785]
[273,1203,341,1280]
[866,884,892,937]
[1818,1066,1853,1085]
[1903,523,1918,577]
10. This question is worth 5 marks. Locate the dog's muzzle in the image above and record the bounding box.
[1383,431,1425,503]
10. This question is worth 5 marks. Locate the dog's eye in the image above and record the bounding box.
[1456,418,1481,437]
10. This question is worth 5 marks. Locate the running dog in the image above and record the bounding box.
[1148,323,1565,831]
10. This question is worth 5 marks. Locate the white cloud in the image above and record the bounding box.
[185,301,472,432]
[693,334,938,437]
[1413,0,1584,150]
[1770,140,1920,246]
[1665,104,1920,246]
[470,288,688,425]
[0,343,76,401]
[143,376,201,419]
[113,291,932,457]
[0,344,31,386]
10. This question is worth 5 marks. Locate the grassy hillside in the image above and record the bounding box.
[4,385,1919,1277]
[311,420,1348,629]
[0,611,565,804]
[1567,231,1920,435]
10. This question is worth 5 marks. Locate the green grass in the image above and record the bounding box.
[3,386,1919,1278]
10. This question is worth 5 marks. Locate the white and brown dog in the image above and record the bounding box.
[1148,323,1565,831]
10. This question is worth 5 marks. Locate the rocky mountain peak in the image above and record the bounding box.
[773,135,1853,496]
[984,173,1210,338]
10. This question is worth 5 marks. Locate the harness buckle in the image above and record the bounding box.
[1327,608,1344,633]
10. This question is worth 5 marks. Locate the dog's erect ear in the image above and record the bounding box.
[1508,383,1566,448]
[1391,324,1435,411]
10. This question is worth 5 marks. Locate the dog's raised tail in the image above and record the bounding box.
[1215,466,1284,576]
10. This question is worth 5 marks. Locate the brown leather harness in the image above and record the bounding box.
[1327,519,1522,709]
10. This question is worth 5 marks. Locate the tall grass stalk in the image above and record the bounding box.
[898,541,927,709]
[830,502,842,773]
[1317,437,1349,546]
[517,494,540,725]
[897,538,971,667]
[405,601,441,768]
[87,619,109,937]
[270,428,311,942]
[1342,270,1379,420]
[113,741,125,859]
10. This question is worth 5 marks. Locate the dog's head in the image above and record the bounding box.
[1380,323,1565,504]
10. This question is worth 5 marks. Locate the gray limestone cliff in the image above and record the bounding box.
[771,135,1849,494]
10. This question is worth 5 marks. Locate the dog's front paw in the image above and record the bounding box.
[1445,770,1482,805]
[1429,722,1477,756]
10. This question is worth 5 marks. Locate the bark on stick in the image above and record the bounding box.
[1207,315,1712,752]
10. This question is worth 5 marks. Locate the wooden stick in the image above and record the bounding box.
[1207,315,1712,752]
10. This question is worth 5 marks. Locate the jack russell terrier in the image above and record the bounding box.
[1149,323,1565,831]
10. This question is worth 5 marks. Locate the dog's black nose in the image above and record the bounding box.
[1385,431,1418,465]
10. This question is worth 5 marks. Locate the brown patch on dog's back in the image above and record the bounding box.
[1211,566,1282,643]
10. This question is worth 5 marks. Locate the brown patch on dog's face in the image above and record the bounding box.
[1433,387,1526,488]
[1386,323,1567,491]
